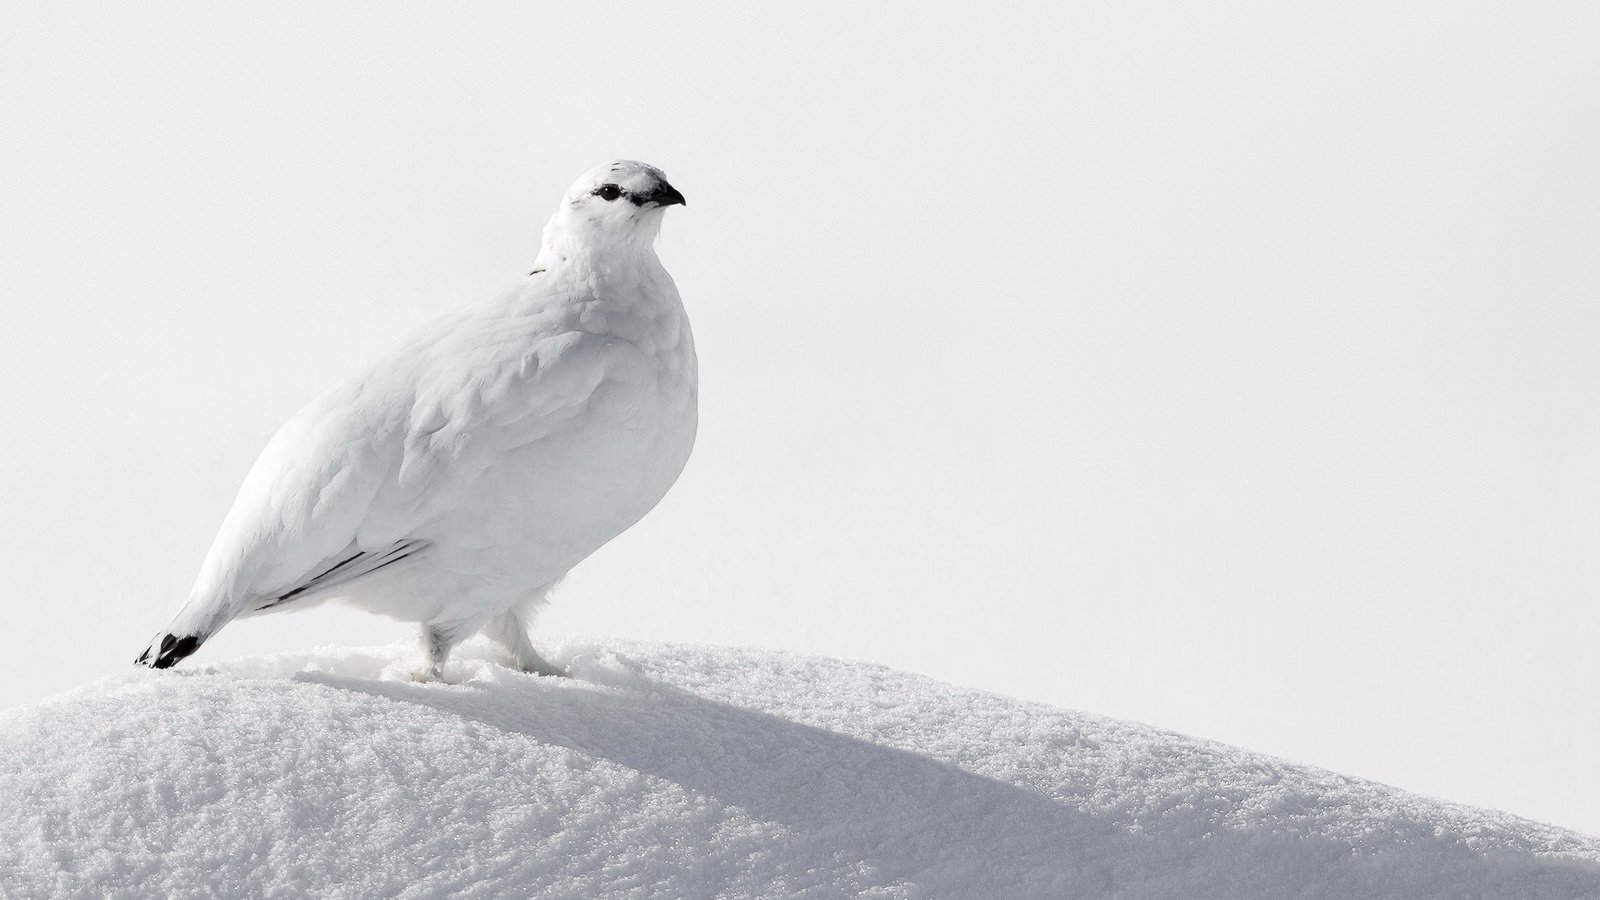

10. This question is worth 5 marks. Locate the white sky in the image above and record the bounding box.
[3,2,1598,836]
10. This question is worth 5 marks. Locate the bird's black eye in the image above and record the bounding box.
[596,184,622,201]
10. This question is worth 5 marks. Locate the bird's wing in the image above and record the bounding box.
[156,282,626,642]
[160,371,420,640]
[243,537,430,615]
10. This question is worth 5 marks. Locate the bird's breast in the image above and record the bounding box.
[421,291,698,577]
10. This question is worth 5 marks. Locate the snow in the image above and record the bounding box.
[2,641,1596,899]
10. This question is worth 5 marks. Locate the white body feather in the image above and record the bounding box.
[141,161,697,672]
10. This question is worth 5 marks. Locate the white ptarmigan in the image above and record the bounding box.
[135,161,696,680]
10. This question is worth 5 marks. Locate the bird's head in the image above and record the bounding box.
[538,160,686,264]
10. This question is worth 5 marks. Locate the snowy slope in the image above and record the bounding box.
[1,642,1596,899]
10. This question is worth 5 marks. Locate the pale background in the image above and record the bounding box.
[3,2,1597,835]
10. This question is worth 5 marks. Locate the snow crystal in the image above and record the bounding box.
[1,641,1595,898]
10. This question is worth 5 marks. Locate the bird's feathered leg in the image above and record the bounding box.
[482,597,567,677]
[413,623,459,683]
[412,602,504,682]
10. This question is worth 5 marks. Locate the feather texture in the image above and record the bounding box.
[136,161,697,677]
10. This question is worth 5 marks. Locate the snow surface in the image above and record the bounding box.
[2,641,1596,899]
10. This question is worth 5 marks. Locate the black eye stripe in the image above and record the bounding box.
[594,184,623,201]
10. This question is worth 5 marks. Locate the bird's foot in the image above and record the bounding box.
[410,663,443,683]
[512,649,570,678]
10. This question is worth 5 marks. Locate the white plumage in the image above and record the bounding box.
[136,160,697,679]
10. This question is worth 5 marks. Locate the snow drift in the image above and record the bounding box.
[1,641,1596,899]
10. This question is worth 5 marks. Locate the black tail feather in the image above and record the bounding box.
[135,633,203,669]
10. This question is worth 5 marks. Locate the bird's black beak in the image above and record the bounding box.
[641,180,687,208]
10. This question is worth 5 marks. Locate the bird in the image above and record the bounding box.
[135,160,697,681]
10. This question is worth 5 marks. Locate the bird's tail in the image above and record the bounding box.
[134,630,207,669]
[134,583,240,669]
